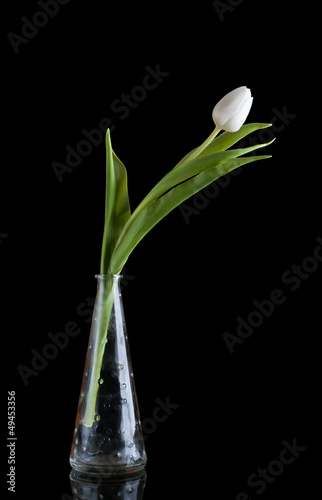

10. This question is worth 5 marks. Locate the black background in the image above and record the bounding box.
[2,0,320,498]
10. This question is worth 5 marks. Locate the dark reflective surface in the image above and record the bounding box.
[69,469,147,500]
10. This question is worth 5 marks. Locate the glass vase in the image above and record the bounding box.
[70,274,147,477]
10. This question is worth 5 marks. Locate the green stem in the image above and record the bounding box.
[82,276,115,428]
[175,126,221,167]
[192,126,221,157]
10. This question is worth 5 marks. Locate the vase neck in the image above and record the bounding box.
[95,273,122,293]
[95,273,122,282]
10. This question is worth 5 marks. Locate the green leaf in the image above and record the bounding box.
[201,123,272,156]
[111,154,271,274]
[130,140,271,220]
[147,141,274,203]
[174,123,272,169]
[113,140,273,257]
[100,130,131,274]
[112,151,132,236]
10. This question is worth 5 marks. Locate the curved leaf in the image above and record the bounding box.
[174,123,272,169]
[100,130,131,274]
[113,140,273,253]
[111,154,271,274]
[202,122,272,156]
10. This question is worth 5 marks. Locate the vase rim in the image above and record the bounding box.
[95,274,123,280]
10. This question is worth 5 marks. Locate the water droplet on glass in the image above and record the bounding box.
[117,363,124,370]
[121,383,127,390]
[127,440,134,448]
[121,398,127,404]
[81,446,86,452]
[127,486,134,493]
[114,452,122,459]
[94,414,101,421]
[98,378,104,385]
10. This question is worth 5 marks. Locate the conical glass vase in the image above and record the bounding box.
[70,274,147,477]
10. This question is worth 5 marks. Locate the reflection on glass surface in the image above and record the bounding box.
[69,468,146,500]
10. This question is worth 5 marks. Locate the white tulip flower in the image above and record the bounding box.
[212,86,253,132]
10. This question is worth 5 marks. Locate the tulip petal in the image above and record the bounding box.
[222,96,253,132]
[212,86,250,128]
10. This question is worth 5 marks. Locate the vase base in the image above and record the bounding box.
[69,466,147,483]
[69,458,147,479]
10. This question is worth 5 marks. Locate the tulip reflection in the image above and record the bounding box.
[69,469,146,500]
